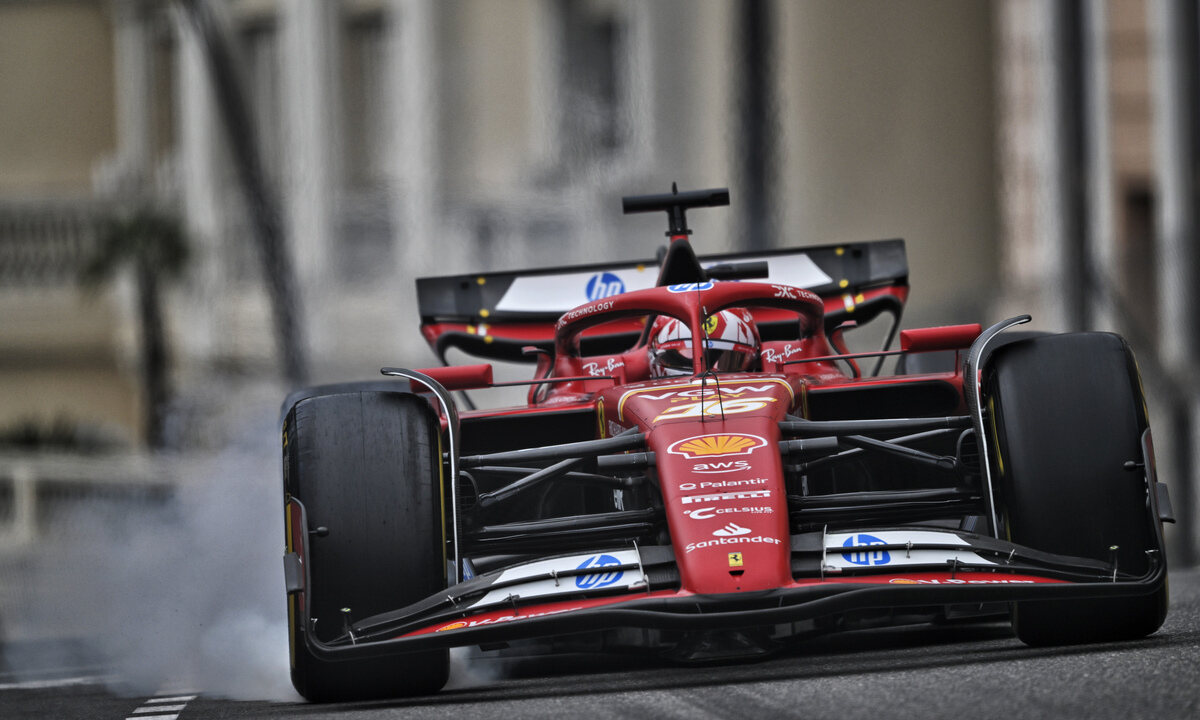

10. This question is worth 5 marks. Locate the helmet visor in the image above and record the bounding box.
[651,343,756,375]
[651,348,695,375]
[705,346,756,372]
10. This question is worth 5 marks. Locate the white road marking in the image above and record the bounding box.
[122,691,196,720]
[125,689,198,720]
[0,675,109,690]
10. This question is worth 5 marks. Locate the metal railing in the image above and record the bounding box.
[0,452,178,554]
[0,198,109,289]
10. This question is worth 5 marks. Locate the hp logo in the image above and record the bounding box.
[575,554,624,589]
[667,281,714,293]
[841,534,891,566]
[586,272,625,301]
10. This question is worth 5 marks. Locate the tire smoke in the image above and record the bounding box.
[2,405,299,701]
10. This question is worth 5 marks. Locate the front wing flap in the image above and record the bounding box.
[289,525,1166,661]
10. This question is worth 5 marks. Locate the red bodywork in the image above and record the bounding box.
[285,231,1165,664]
[388,279,989,625]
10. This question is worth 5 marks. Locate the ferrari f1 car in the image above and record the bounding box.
[281,186,1173,702]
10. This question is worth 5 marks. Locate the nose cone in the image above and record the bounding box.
[613,375,800,595]
[650,420,792,594]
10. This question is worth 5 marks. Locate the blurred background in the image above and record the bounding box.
[0,0,1196,697]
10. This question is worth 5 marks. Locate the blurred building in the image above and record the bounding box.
[0,1,1193,557]
[0,0,995,444]
[991,0,1197,562]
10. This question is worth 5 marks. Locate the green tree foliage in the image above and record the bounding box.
[80,208,190,450]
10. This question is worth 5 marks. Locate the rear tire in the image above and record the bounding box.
[986,333,1167,646]
[282,391,449,701]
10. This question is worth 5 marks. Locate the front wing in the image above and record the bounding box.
[284,521,1167,661]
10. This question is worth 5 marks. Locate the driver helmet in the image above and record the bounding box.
[648,309,761,377]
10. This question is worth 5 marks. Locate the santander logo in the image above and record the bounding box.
[712,523,751,537]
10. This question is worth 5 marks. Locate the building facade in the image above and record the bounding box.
[0,0,998,448]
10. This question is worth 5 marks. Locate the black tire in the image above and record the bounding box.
[986,333,1167,646]
[282,391,449,701]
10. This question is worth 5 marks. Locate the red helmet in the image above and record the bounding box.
[647,309,761,378]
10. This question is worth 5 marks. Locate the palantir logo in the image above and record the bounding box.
[575,554,624,589]
[586,272,625,301]
[841,534,891,566]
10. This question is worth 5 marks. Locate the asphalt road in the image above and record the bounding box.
[3,567,1198,720]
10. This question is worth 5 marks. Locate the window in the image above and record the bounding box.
[238,16,282,187]
[556,0,624,157]
[337,2,392,283]
[557,0,628,161]
[341,8,388,189]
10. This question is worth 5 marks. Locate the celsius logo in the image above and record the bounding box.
[586,272,625,300]
[712,523,751,537]
[685,506,773,520]
[575,554,624,589]
[842,534,891,566]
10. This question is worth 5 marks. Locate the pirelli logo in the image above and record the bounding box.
[681,490,770,504]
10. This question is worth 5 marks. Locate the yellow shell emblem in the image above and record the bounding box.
[667,433,766,459]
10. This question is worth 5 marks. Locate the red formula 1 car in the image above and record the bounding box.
[280,187,1173,702]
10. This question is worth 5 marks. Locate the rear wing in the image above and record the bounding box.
[417,239,909,363]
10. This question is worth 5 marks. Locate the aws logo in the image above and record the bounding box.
[692,460,752,473]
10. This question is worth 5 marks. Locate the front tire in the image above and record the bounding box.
[282,391,449,701]
[986,332,1167,646]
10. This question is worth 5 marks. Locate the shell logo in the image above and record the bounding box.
[435,621,469,632]
[889,578,919,584]
[667,433,767,459]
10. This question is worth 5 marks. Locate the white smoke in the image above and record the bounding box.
[2,402,299,701]
[2,393,507,701]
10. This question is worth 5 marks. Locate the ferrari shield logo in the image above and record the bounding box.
[728,552,744,567]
